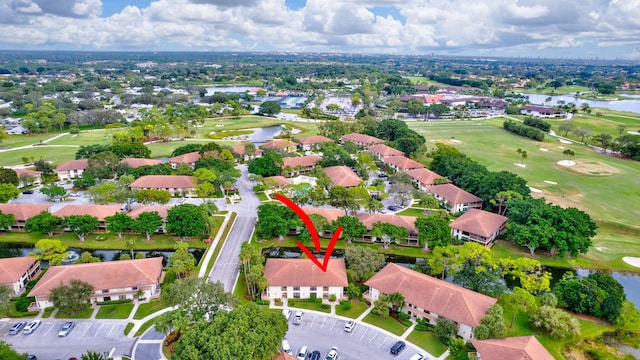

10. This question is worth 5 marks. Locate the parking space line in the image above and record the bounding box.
[94,324,104,337]
[368,333,378,343]
[43,323,56,336]
[319,316,326,329]
[359,328,368,340]
[329,318,338,331]
[377,336,389,349]
[106,324,116,338]
[79,323,91,337]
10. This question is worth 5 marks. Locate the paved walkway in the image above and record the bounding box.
[197,212,232,278]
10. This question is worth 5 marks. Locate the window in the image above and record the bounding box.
[310,286,316,291]
[103,296,111,301]
[281,286,286,291]
[293,293,300,299]
[131,287,138,290]
[101,289,109,294]
[119,295,127,300]
[323,287,329,291]
[293,286,300,291]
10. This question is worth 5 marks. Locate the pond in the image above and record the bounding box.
[0,242,204,268]
[213,125,299,145]
[518,93,640,114]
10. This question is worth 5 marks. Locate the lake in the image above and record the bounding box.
[519,93,640,114]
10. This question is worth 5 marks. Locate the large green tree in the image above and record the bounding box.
[50,279,94,315]
[132,211,163,241]
[529,305,580,339]
[170,242,196,279]
[0,183,20,203]
[0,210,16,231]
[415,215,451,250]
[136,189,171,205]
[255,203,297,240]
[24,212,63,236]
[248,150,282,177]
[30,238,68,265]
[105,212,134,239]
[166,204,208,240]
[258,100,282,116]
[65,215,100,241]
[344,246,385,282]
[39,183,66,200]
[332,215,366,244]
[0,341,28,360]
[0,168,18,186]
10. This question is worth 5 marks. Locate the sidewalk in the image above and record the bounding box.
[197,212,233,278]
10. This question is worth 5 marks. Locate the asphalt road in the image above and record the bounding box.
[284,312,429,360]
[208,164,261,291]
[0,319,134,360]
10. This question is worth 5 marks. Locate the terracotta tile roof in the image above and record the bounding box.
[14,168,42,177]
[429,184,482,205]
[471,336,554,360]
[0,256,37,284]
[298,135,333,145]
[301,207,346,223]
[274,352,297,360]
[264,258,348,287]
[232,145,263,155]
[28,257,164,297]
[382,156,425,170]
[323,166,362,187]
[366,144,404,157]
[55,159,89,172]
[128,205,172,220]
[52,204,121,221]
[168,151,201,164]
[340,133,384,145]
[449,209,507,238]
[356,213,417,234]
[119,158,162,168]
[260,139,297,149]
[365,263,496,327]
[265,176,289,187]
[0,204,52,221]
[282,155,322,169]
[129,175,195,190]
[405,168,443,186]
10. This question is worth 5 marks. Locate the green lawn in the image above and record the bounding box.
[133,299,169,320]
[233,272,252,305]
[407,330,448,357]
[256,192,269,202]
[95,303,135,319]
[409,118,640,270]
[56,307,94,319]
[0,146,78,167]
[362,313,409,336]
[46,130,111,147]
[0,231,208,251]
[335,299,370,319]
[396,208,428,217]
[42,307,54,318]
[134,318,157,337]
[288,299,331,313]
[124,322,134,336]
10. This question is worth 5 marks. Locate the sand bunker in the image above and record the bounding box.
[623,257,640,268]
[514,163,526,168]
[540,148,549,152]
[528,186,542,193]
[544,180,558,185]
[557,160,576,167]
[450,139,462,143]
[558,146,565,149]
[628,131,640,135]
[559,139,572,144]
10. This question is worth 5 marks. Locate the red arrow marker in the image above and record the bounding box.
[275,194,342,272]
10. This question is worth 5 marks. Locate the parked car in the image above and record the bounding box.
[409,353,427,360]
[296,345,308,360]
[8,321,26,335]
[58,321,75,337]
[282,308,292,320]
[309,351,322,360]
[390,340,406,355]
[292,310,304,325]
[23,320,41,335]
[57,181,66,186]
[22,189,34,194]
[26,356,37,360]
[343,320,356,332]
[325,346,338,360]
[282,339,292,355]
[377,173,388,178]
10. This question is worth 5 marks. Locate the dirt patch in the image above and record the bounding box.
[532,188,585,210]
[439,139,463,145]
[555,159,621,176]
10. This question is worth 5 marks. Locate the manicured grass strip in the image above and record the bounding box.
[55,307,94,319]
[233,272,251,305]
[134,299,169,320]
[362,313,409,336]
[396,207,428,217]
[134,319,156,337]
[257,192,269,201]
[42,307,54,319]
[335,299,370,319]
[406,330,448,357]
[288,299,331,313]
[204,212,237,277]
[124,322,134,336]
[95,303,134,319]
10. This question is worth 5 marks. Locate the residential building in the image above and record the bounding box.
[322,166,362,187]
[298,135,333,151]
[301,207,345,236]
[263,258,347,300]
[128,205,172,233]
[366,144,404,159]
[282,155,322,176]
[119,158,162,168]
[55,159,89,180]
[0,257,41,295]
[471,336,554,360]
[264,176,290,193]
[0,204,52,230]
[382,156,425,172]
[129,175,195,195]
[52,204,121,230]
[449,209,507,246]
[340,133,385,147]
[14,168,42,188]
[28,257,164,309]
[356,213,418,244]
[365,263,497,340]
[260,139,297,152]
[405,168,443,191]
[232,144,263,162]
[520,105,566,118]
[427,184,483,213]
[168,151,201,169]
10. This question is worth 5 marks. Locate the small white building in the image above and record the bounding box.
[263,258,347,301]
[55,159,89,180]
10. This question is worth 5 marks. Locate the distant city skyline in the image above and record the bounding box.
[1,0,639,60]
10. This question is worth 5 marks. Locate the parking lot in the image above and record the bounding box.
[284,312,429,360]
[0,319,135,359]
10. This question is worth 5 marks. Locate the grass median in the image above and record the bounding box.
[95,303,135,319]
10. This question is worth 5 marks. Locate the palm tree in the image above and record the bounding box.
[387,291,405,313]
[516,148,528,165]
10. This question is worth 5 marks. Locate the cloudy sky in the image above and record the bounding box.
[1,0,639,59]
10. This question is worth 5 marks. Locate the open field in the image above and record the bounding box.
[409,118,640,270]
[46,129,111,147]
[0,146,78,167]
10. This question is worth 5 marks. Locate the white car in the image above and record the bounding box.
[23,320,41,335]
[409,353,427,360]
[296,345,308,360]
[292,310,304,325]
[282,339,292,354]
[325,346,338,360]
[282,308,292,320]
[343,320,355,332]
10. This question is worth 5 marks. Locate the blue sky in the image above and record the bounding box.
[0,0,639,59]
